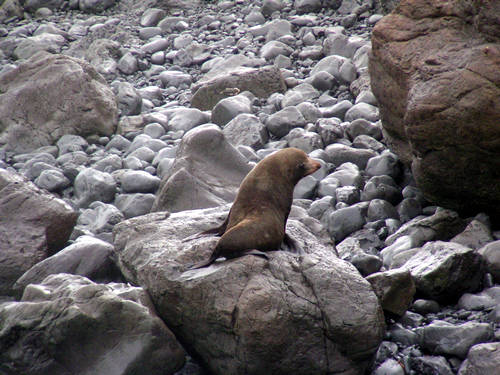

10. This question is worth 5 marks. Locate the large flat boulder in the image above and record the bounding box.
[0,168,77,296]
[113,205,385,375]
[0,52,118,153]
[370,0,500,217]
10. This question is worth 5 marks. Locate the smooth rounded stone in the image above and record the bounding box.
[116,81,142,116]
[352,134,386,153]
[55,151,87,168]
[296,102,321,124]
[173,34,193,50]
[141,38,169,54]
[325,143,378,170]
[401,241,484,303]
[366,151,401,179]
[34,169,71,192]
[316,118,344,146]
[281,83,320,107]
[293,175,318,199]
[260,40,293,60]
[128,146,156,163]
[126,135,167,155]
[138,27,162,40]
[266,106,307,138]
[350,253,382,277]
[105,134,131,152]
[373,358,405,375]
[366,268,416,316]
[93,154,122,173]
[261,0,284,16]
[74,168,117,208]
[368,14,384,25]
[389,323,420,347]
[318,93,338,107]
[355,90,378,106]
[212,94,253,127]
[317,177,341,198]
[274,54,292,69]
[13,235,120,295]
[1,274,185,375]
[123,156,144,170]
[222,114,268,150]
[327,203,367,242]
[114,193,156,219]
[330,163,363,188]
[120,170,160,194]
[308,196,335,221]
[159,70,192,88]
[451,219,494,250]
[323,33,365,59]
[57,134,88,155]
[140,8,166,27]
[117,52,138,75]
[311,55,357,84]
[320,99,353,120]
[478,241,500,283]
[286,128,323,153]
[143,123,166,139]
[458,342,500,375]
[167,107,209,132]
[361,175,402,205]
[397,198,422,223]
[457,287,500,311]
[156,158,175,179]
[152,147,177,167]
[244,9,265,25]
[346,118,383,141]
[23,161,58,181]
[367,199,399,222]
[345,102,380,122]
[418,320,493,359]
[336,186,360,205]
[294,0,321,13]
[76,201,124,237]
[310,70,338,91]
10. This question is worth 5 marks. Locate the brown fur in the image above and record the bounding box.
[189,148,321,269]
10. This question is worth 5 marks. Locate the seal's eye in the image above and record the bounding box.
[298,162,305,170]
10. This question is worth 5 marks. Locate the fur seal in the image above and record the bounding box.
[189,147,321,269]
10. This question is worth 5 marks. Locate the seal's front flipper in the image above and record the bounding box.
[283,233,305,255]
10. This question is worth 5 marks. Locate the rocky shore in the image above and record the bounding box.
[0,1,499,374]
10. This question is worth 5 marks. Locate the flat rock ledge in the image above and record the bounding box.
[113,205,385,375]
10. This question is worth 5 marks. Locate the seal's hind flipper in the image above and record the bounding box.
[283,233,305,255]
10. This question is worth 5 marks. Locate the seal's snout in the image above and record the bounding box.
[305,158,321,176]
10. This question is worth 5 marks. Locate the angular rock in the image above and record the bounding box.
[113,206,385,375]
[0,274,185,375]
[152,124,252,213]
[370,0,500,216]
[401,241,484,302]
[366,268,416,317]
[0,169,77,296]
[0,52,118,153]
[451,219,494,250]
[76,201,125,238]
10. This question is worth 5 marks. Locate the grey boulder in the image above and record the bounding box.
[113,205,385,375]
[0,273,185,375]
